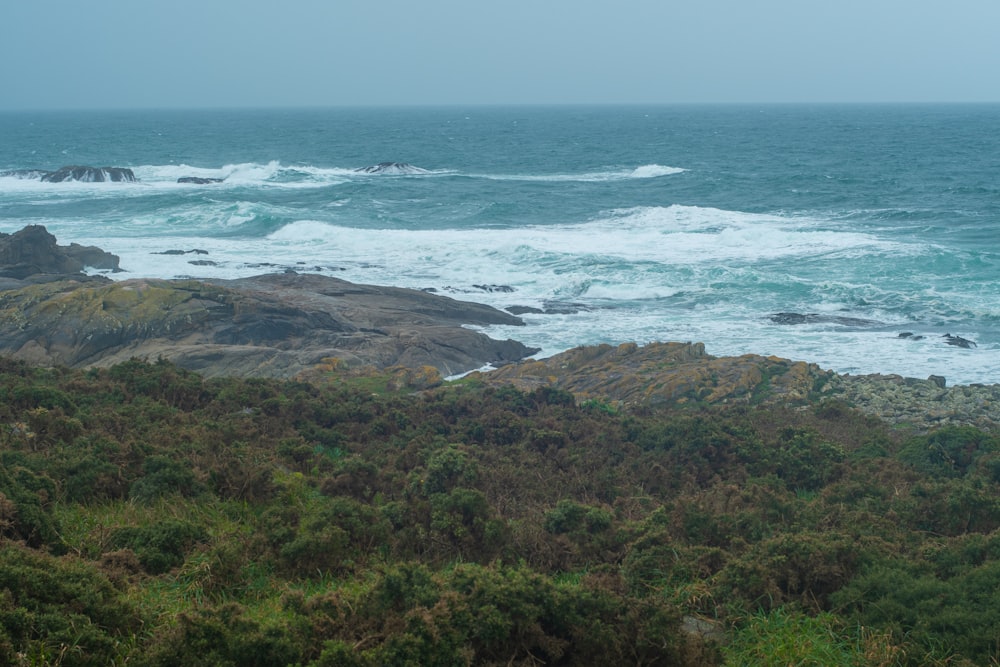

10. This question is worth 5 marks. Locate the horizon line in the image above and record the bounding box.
[3,100,1000,114]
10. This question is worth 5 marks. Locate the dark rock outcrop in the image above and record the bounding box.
[355,162,429,175]
[507,301,588,316]
[177,177,224,184]
[0,225,121,287]
[769,312,882,327]
[40,166,136,183]
[153,249,209,256]
[943,333,977,348]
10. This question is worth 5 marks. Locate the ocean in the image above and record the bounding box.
[1,105,998,384]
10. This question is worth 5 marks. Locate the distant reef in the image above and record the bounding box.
[354,162,429,174]
[1,165,136,183]
[1,165,224,184]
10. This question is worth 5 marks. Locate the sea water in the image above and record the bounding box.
[1,105,998,384]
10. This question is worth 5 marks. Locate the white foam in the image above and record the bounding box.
[22,198,994,384]
[122,162,357,189]
[4,161,681,190]
[473,164,685,183]
[266,220,337,242]
[629,164,686,178]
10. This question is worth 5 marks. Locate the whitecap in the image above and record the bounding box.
[629,164,686,178]
[267,220,340,242]
[472,164,685,183]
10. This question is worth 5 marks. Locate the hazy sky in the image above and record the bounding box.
[3,0,999,110]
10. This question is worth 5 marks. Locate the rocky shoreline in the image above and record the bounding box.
[474,340,1000,432]
[1,225,997,431]
[0,226,537,377]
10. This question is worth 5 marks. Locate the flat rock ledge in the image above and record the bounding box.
[478,341,830,408]
[0,273,538,379]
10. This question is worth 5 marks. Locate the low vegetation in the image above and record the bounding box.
[2,356,1000,665]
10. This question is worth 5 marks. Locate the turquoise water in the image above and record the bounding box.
[1,105,999,383]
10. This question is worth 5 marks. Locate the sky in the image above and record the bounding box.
[2,0,999,110]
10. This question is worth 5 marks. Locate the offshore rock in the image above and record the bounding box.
[355,162,429,175]
[177,177,224,184]
[769,312,882,327]
[943,333,977,348]
[40,166,136,183]
[0,272,537,378]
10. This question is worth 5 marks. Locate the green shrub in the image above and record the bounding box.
[129,455,204,503]
[899,425,1000,478]
[136,602,301,667]
[0,542,141,667]
[109,519,207,574]
[0,462,61,549]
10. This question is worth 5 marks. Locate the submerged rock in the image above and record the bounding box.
[770,312,882,327]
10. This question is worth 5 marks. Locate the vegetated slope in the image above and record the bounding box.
[2,356,1000,666]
